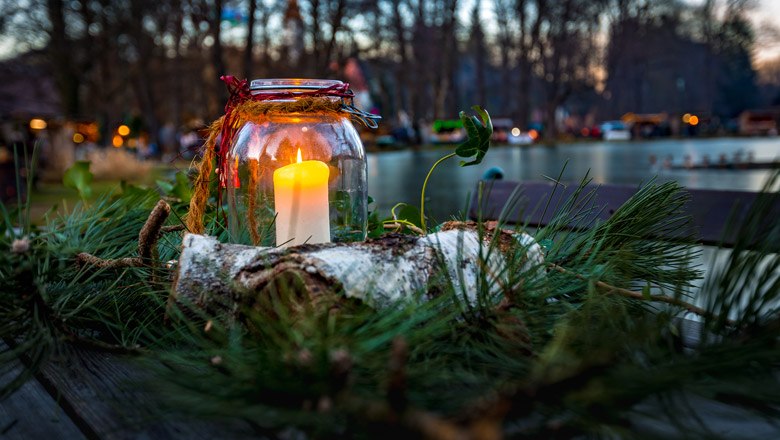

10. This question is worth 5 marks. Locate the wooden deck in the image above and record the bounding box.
[1,343,256,439]
[469,180,780,248]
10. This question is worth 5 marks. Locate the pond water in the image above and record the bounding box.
[367,137,780,221]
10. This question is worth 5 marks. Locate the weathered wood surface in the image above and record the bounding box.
[470,180,780,248]
[35,347,256,439]
[175,224,544,311]
[1,354,85,439]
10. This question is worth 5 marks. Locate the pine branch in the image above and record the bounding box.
[547,263,733,325]
[76,200,178,269]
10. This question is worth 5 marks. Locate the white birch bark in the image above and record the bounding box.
[174,224,544,310]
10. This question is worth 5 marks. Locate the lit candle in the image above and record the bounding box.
[273,148,330,247]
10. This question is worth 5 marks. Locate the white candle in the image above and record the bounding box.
[273,148,331,247]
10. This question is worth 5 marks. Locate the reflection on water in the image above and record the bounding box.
[368,137,780,220]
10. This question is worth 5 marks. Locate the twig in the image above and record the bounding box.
[75,254,143,268]
[383,221,425,236]
[77,200,174,269]
[161,224,186,233]
[548,263,734,325]
[387,337,408,411]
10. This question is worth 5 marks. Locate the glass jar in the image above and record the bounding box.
[225,79,369,247]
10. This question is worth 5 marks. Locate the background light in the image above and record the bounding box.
[511,127,521,136]
[112,135,123,147]
[682,113,691,123]
[72,133,85,143]
[29,118,47,130]
[117,125,130,136]
[689,115,700,126]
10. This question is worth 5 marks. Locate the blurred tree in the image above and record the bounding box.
[514,0,545,131]
[46,0,84,118]
[0,0,772,144]
[469,2,486,107]
[493,0,515,118]
[532,0,607,141]
[244,0,257,79]
[713,4,759,117]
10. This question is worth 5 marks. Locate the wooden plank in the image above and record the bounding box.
[1,354,85,439]
[469,180,780,248]
[37,347,257,440]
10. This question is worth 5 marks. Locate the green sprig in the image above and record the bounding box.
[420,105,493,230]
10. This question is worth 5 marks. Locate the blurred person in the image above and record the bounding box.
[159,122,177,161]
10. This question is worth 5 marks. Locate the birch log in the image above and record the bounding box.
[174,222,544,311]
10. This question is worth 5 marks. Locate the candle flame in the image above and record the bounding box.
[296,148,302,163]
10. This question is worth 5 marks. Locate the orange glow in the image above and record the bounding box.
[72,133,85,143]
[580,127,590,137]
[117,125,130,136]
[296,148,302,163]
[682,113,691,124]
[112,135,123,147]
[528,129,539,140]
[29,118,47,130]
[689,115,699,126]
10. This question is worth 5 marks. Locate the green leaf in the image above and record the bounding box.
[122,181,155,199]
[156,172,192,204]
[454,105,492,167]
[642,283,652,301]
[366,211,384,238]
[394,203,423,228]
[171,172,193,204]
[156,180,174,194]
[62,161,93,200]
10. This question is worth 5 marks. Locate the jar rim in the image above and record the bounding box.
[250,78,344,92]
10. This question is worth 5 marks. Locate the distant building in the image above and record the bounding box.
[738,109,779,136]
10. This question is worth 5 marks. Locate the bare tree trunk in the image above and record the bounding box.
[433,0,459,119]
[212,0,226,114]
[172,4,185,132]
[128,0,161,147]
[495,0,514,117]
[243,0,257,80]
[174,225,543,311]
[259,2,272,76]
[322,0,347,75]
[47,0,81,118]
[391,0,409,120]
[309,0,322,74]
[471,3,486,106]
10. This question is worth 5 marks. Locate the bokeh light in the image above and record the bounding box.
[112,135,123,147]
[29,118,47,130]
